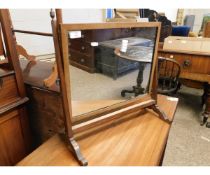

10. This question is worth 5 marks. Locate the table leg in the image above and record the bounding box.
[201,83,210,127]
[121,62,146,97]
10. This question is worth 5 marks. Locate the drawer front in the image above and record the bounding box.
[167,53,210,74]
[69,39,93,55]
[69,50,94,68]
[170,54,193,73]
[190,55,210,74]
[0,75,19,107]
[158,53,210,75]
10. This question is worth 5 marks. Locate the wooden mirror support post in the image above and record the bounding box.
[50,9,88,166]
[58,20,172,165]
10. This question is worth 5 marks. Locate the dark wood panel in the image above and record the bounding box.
[69,49,94,68]
[25,86,64,146]
[69,39,93,55]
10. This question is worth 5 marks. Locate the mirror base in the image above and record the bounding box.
[147,104,172,124]
[69,137,88,166]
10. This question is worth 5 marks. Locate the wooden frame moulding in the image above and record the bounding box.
[59,21,172,165]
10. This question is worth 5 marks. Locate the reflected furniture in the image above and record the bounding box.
[68,27,156,78]
[96,37,151,79]
[68,28,136,73]
[157,57,181,94]
[0,10,32,165]
[17,94,178,166]
[158,43,210,127]
[114,47,153,97]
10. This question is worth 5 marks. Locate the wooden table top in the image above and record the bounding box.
[158,42,210,57]
[17,94,178,166]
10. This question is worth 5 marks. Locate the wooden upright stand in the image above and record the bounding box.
[50,9,87,166]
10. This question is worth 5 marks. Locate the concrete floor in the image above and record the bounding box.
[163,86,210,166]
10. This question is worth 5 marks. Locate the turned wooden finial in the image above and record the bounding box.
[50,9,55,19]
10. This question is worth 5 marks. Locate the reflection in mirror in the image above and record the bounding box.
[68,27,157,118]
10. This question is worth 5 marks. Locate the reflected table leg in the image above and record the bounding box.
[121,62,146,97]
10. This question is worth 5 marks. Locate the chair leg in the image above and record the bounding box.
[200,112,209,126]
[174,82,182,94]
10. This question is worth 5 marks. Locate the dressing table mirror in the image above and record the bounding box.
[52,21,171,166]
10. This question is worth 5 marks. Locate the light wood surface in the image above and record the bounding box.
[17,94,178,166]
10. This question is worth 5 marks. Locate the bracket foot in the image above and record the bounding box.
[69,138,88,166]
[148,104,172,124]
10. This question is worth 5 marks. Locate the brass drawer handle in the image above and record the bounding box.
[183,60,191,67]
[0,78,3,89]
[81,46,85,50]
[81,58,85,63]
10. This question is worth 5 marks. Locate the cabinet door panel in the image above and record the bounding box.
[0,109,26,165]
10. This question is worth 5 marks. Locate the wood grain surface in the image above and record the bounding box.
[17,94,178,166]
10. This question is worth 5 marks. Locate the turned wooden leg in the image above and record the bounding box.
[201,83,210,127]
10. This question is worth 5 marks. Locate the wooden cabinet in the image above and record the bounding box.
[0,9,32,165]
[0,70,31,166]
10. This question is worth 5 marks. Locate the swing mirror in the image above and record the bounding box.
[60,22,160,124]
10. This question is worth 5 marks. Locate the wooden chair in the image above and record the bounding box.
[157,56,181,95]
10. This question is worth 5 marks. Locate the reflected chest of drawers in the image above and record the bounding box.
[68,29,134,73]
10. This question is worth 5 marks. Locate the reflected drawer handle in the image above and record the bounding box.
[81,46,85,50]
[81,58,85,63]
[170,55,174,59]
[183,60,191,67]
[0,78,3,89]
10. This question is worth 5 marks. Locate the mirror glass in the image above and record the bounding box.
[68,26,158,118]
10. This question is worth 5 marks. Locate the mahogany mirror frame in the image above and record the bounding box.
[60,22,161,123]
